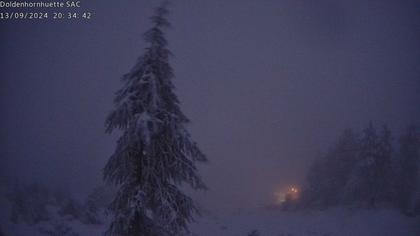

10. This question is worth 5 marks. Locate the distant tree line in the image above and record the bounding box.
[285,123,420,215]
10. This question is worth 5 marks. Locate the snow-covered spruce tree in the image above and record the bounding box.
[103,3,206,236]
[376,125,395,203]
[301,128,359,208]
[349,122,394,207]
[332,128,360,204]
[351,122,381,207]
[396,125,420,212]
[318,128,360,206]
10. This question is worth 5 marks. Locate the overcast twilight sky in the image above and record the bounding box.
[1,0,419,212]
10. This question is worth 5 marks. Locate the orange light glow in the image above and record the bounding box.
[274,185,300,205]
[290,187,299,193]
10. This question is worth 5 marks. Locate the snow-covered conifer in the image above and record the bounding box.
[103,2,206,236]
[351,122,393,207]
[396,125,420,212]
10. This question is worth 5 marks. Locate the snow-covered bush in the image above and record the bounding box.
[8,182,51,225]
[38,220,79,236]
[80,186,112,224]
[247,229,260,236]
[57,199,83,221]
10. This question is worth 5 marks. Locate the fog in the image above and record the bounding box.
[1,0,419,215]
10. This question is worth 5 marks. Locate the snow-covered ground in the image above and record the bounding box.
[1,187,419,236]
[189,207,419,236]
[0,187,107,236]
